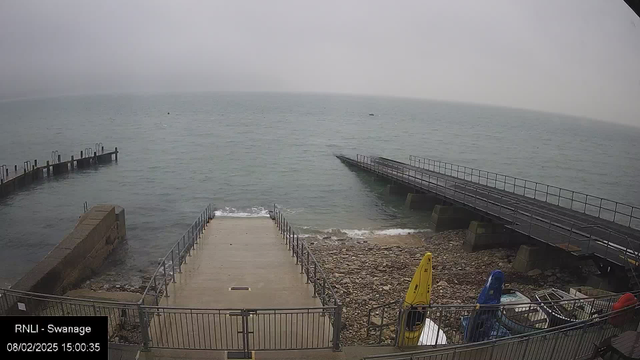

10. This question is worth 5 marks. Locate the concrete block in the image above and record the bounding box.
[463,221,508,252]
[586,274,627,293]
[430,205,478,231]
[513,245,545,272]
[512,244,578,272]
[404,193,438,211]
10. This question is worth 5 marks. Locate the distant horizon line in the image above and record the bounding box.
[0,89,637,129]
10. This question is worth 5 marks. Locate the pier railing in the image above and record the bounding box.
[140,204,215,306]
[273,205,341,308]
[363,302,640,360]
[0,144,119,198]
[366,290,640,347]
[353,155,640,272]
[408,155,640,230]
[273,205,342,350]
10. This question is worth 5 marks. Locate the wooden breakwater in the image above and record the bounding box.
[0,145,118,198]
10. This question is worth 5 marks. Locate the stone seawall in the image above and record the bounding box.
[10,204,126,295]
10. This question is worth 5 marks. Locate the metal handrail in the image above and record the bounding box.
[369,289,640,313]
[272,204,341,308]
[382,156,640,256]
[352,155,640,268]
[141,304,338,311]
[139,204,215,305]
[273,204,343,351]
[364,302,640,359]
[409,155,639,230]
[51,151,59,164]
[0,287,140,306]
[367,289,639,345]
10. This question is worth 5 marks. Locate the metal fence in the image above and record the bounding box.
[144,305,337,352]
[273,205,341,309]
[0,288,144,344]
[363,302,640,360]
[351,155,640,274]
[140,204,215,306]
[273,205,342,346]
[0,287,339,353]
[367,290,639,347]
[408,155,640,231]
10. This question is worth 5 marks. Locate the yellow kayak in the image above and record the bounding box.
[399,252,432,346]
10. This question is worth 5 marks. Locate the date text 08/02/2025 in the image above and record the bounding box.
[1,316,108,359]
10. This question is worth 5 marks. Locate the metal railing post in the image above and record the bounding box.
[171,250,176,282]
[162,260,169,297]
[292,233,296,257]
[152,277,159,306]
[182,236,188,264]
[322,278,326,305]
[332,304,342,351]
[137,304,150,351]
[312,263,317,298]
[177,242,182,271]
[306,250,310,283]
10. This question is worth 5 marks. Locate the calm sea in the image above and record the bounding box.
[1,92,639,287]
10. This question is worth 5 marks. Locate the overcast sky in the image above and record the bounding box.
[1,0,639,126]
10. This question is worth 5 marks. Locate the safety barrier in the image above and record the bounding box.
[409,155,640,231]
[367,290,640,346]
[140,204,215,306]
[350,155,640,275]
[364,302,640,360]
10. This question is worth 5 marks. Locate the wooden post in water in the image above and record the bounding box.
[115,147,118,161]
[71,156,74,170]
[46,161,50,177]
[57,154,61,163]
[34,160,37,168]
[14,165,17,173]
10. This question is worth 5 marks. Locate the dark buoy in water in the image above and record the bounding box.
[167,112,170,115]
[369,113,375,116]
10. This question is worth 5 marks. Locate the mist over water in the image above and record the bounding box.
[1,92,639,287]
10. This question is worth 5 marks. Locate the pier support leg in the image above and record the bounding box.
[430,205,478,231]
[512,244,578,272]
[463,221,508,252]
[404,193,438,211]
[386,184,410,196]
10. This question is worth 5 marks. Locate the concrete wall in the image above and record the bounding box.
[11,204,126,295]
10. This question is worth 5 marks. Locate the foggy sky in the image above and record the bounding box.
[1,0,639,126]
